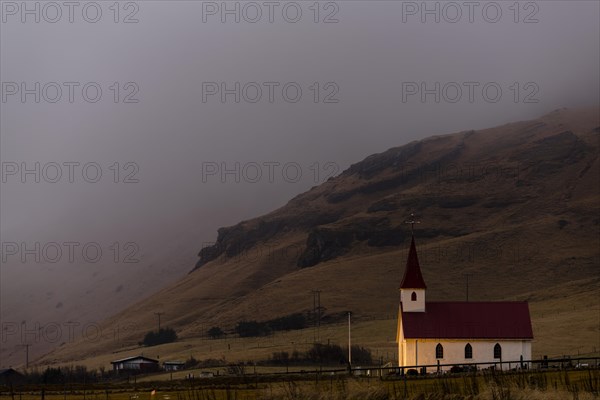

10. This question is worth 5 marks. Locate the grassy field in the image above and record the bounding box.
[37,283,600,374]
[2,369,599,400]
[33,263,599,373]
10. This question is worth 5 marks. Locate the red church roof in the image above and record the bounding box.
[401,302,533,339]
[400,236,427,289]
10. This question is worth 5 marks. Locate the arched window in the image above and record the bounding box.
[435,343,444,359]
[494,343,502,359]
[411,291,417,301]
[465,343,473,359]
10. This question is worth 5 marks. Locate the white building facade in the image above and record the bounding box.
[397,337,533,371]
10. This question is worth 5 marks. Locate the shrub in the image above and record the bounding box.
[272,344,373,366]
[349,345,373,365]
[236,320,271,337]
[24,365,101,384]
[184,355,199,369]
[307,343,346,364]
[42,367,64,384]
[208,326,225,339]
[272,352,290,364]
[450,366,464,374]
[226,364,245,375]
[198,358,226,367]
[235,314,307,338]
[267,313,307,331]
[142,327,177,346]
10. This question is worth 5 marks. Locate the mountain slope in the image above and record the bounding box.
[36,107,600,367]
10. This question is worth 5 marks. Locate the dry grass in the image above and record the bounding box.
[2,370,598,400]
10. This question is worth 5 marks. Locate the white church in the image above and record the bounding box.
[396,233,533,371]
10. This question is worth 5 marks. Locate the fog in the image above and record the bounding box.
[1,1,599,366]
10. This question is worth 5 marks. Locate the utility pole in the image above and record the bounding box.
[311,290,321,343]
[154,312,164,331]
[463,274,473,302]
[347,312,352,366]
[22,344,30,369]
[317,291,321,342]
[312,291,316,343]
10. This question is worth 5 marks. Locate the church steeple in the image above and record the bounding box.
[400,236,427,289]
[400,214,426,312]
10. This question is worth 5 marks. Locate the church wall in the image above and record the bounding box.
[399,339,532,371]
[397,314,405,366]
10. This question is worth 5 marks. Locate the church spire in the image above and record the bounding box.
[400,235,427,289]
[399,215,427,312]
[400,213,427,289]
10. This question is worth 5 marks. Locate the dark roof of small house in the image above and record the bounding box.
[111,356,159,364]
[401,301,533,339]
[0,368,22,376]
[400,236,427,289]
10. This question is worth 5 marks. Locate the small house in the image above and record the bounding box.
[0,368,24,385]
[110,356,159,373]
[163,361,185,371]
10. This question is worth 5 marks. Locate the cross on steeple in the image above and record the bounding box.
[405,213,420,234]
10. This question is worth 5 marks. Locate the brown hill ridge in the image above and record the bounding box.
[193,107,598,277]
[36,107,599,367]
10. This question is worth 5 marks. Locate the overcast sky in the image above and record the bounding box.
[0,0,599,365]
